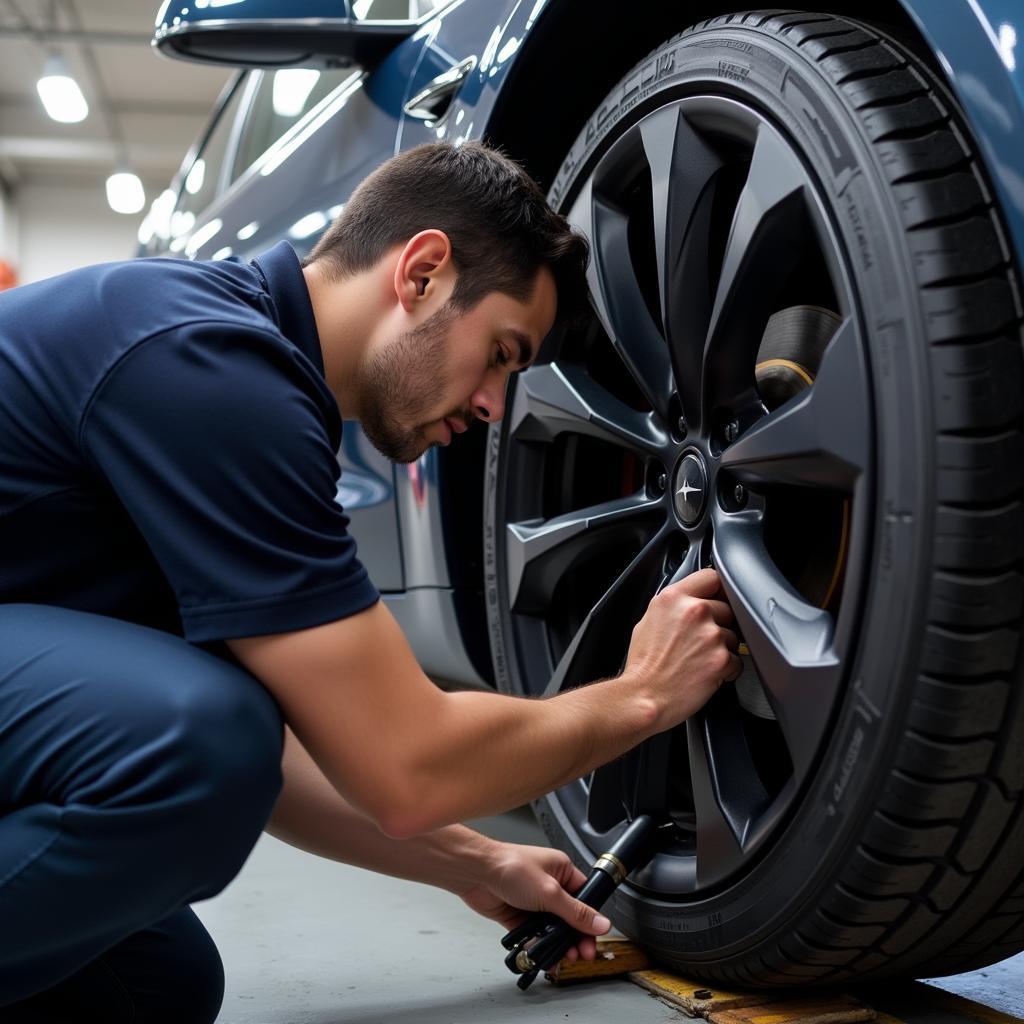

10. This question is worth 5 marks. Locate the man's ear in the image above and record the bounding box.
[393,229,453,313]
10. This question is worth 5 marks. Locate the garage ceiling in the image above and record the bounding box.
[0,0,231,193]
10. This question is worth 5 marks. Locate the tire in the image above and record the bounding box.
[483,10,1024,988]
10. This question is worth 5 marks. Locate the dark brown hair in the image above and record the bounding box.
[304,141,589,328]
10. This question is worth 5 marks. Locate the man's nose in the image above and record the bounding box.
[471,376,508,423]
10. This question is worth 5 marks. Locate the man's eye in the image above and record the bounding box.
[495,346,510,367]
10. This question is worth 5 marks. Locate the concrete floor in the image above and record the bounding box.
[193,809,1024,1024]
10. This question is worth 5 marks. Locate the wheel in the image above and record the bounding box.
[484,10,1024,987]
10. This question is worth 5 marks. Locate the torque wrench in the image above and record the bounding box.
[500,814,657,989]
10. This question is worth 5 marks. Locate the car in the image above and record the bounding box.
[147,0,1024,989]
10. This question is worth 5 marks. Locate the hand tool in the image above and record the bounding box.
[500,813,657,990]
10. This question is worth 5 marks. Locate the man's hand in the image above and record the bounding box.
[623,568,743,736]
[456,842,611,963]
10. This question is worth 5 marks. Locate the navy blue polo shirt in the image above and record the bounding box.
[0,241,380,643]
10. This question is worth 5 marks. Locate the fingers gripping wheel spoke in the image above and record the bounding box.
[712,508,842,781]
[720,318,870,492]
[544,526,672,698]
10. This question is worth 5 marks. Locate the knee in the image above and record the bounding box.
[154,915,226,1024]
[179,665,285,811]
[121,910,225,1024]
[165,663,284,893]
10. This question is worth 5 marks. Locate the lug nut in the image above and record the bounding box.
[677,416,687,439]
[655,472,667,495]
[724,421,739,443]
[734,483,747,506]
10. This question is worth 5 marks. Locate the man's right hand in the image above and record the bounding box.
[622,568,742,735]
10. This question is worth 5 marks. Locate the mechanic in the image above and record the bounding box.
[0,141,742,1022]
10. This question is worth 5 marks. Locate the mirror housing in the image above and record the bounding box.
[153,1,418,70]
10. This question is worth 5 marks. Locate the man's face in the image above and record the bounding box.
[358,267,557,463]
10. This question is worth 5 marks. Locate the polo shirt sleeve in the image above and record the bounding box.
[79,320,380,642]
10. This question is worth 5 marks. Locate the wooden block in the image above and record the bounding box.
[627,969,770,1014]
[546,937,652,984]
[710,994,876,1024]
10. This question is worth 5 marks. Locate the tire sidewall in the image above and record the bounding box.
[484,20,934,961]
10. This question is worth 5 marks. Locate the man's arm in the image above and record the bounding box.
[268,721,497,892]
[268,723,616,954]
[229,569,738,838]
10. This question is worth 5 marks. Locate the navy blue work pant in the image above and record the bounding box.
[0,604,285,1021]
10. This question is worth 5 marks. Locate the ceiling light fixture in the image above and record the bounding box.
[36,53,88,123]
[106,170,146,215]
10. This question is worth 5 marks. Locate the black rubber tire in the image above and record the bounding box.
[484,10,1024,988]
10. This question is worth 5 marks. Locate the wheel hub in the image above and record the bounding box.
[673,450,709,527]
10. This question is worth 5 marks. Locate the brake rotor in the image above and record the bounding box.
[733,305,847,721]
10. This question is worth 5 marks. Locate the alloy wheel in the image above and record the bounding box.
[499,94,874,896]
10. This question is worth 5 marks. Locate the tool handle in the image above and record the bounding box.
[524,868,619,969]
[500,815,657,989]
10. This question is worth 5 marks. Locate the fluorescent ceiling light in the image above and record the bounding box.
[236,221,260,240]
[149,188,177,241]
[288,211,328,240]
[272,69,320,118]
[37,55,88,124]
[106,171,145,215]
[137,215,155,246]
[170,209,196,238]
[185,218,223,259]
[185,158,206,195]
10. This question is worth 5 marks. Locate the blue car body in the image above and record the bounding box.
[146,0,1024,688]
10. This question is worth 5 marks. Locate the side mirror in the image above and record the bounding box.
[153,1,419,70]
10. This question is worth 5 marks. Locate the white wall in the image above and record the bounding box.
[14,181,143,285]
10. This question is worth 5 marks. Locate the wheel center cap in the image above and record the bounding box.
[674,451,708,526]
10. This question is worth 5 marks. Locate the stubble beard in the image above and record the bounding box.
[358,303,456,464]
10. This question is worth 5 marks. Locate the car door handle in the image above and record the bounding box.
[403,57,476,125]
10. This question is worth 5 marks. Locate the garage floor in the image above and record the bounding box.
[193,808,1024,1024]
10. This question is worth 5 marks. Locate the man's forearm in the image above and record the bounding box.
[399,672,659,835]
[269,725,499,893]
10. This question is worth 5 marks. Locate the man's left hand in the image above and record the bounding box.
[456,841,611,962]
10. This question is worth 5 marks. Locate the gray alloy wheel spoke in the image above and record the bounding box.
[702,123,816,414]
[543,525,673,698]
[660,535,706,593]
[565,177,674,422]
[718,317,870,491]
[640,105,723,433]
[687,713,746,886]
[506,492,663,614]
[711,508,842,781]
[586,757,627,833]
[509,362,667,455]
[588,725,676,834]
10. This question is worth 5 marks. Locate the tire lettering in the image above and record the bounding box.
[844,191,874,273]
[782,70,855,180]
[832,725,864,804]
[717,59,750,83]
